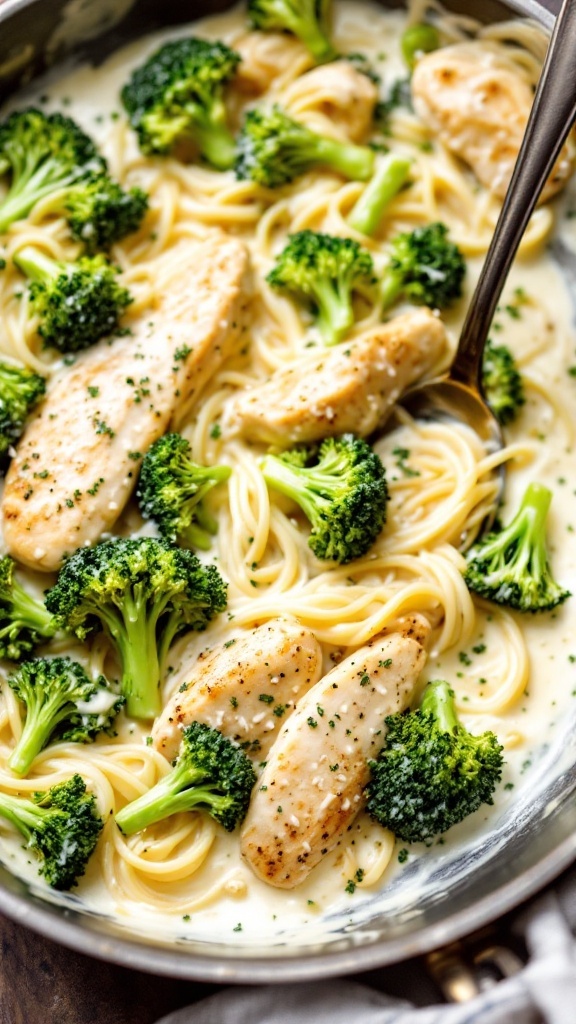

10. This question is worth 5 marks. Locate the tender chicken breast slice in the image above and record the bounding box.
[283,61,378,142]
[234,32,310,95]
[228,309,447,446]
[412,44,573,201]
[2,236,250,571]
[241,615,430,888]
[153,619,322,762]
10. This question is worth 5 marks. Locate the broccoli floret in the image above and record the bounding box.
[482,340,525,427]
[0,109,105,233]
[463,482,570,612]
[137,433,231,550]
[401,23,440,69]
[7,656,124,777]
[235,105,375,187]
[0,555,56,661]
[366,679,504,842]
[115,722,256,835]
[0,361,45,460]
[62,174,149,254]
[348,154,412,237]
[375,77,413,131]
[267,230,375,345]
[261,434,388,563]
[380,222,466,312]
[248,0,336,63]
[14,245,133,352]
[45,537,228,720]
[121,38,240,169]
[0,774,103,889]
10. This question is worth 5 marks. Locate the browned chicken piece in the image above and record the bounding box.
[241,615,430,889]
[227,309,447,446]
[153,619,323,761]
[2,236,250,571]
[412,44,574,201]
[283,60,378,142]
[234,31,310,94]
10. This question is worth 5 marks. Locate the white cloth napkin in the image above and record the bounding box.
[155,868,576,1024]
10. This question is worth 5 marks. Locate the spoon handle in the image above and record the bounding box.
[451,0,576,388]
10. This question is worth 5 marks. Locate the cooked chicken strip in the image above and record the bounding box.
[2,236,250,571]
[412,44,573,202]
[153,619,322,762]
[235,31,310,94]
[283,61,378,142]
[241,615,430,888]
[228,309,447,446]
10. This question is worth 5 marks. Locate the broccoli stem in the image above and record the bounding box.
[97,597,162,720]
[380,267,405,312]
[182,523,214,550]
[10,581,55,638]
[474,483,552,579]
[420,678,458,734]
[298,23,335,62]
[261,455,331,520]
[0,162,69,233]
[177,463,231,548]
[0,791,46,839]
[401,23,440,69]
[9,689,68,776]
[116,762,224,834]
[13,246,60,285]
[280,8,335,62]
[312,277,355,346]
[348,155,411,237]
[118,609,161,721]
[310,137,375,182]
[194,121,237,171]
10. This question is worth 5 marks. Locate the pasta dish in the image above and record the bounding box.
[0,0,574,947]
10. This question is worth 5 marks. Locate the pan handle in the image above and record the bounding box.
[426,930,525,1002]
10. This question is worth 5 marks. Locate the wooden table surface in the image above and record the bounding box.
[0,909,444,1024]
[0,912,218,1024]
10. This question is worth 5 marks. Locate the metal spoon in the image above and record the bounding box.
[402,0,576,466]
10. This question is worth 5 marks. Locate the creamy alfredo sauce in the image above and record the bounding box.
[1,1,576,947]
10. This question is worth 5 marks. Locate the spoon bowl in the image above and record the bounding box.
[398,0,576,480]
[401,376,503,454]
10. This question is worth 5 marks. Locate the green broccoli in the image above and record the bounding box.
[61,173,149,254]
[0,555,56,661]
[366,678,504,842]
[375,77,413,131]
[115,722,256,835]
[261,434,388,563]
[235,105,375,187]
[137,433,231,550]
[481,340,525,426]
[14,245,133,352]
[121,38,241,169]
[401,23,440,69]
[248,0,336,63]
[463,482,570,612]
[267,230,375,345]
[348,154,412,237]
[0,109,105,233]
[0,774,103,889]
[0,361,45,460]
[380,222,466,312]
[7,657,124,777]
[45,537,228,720]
